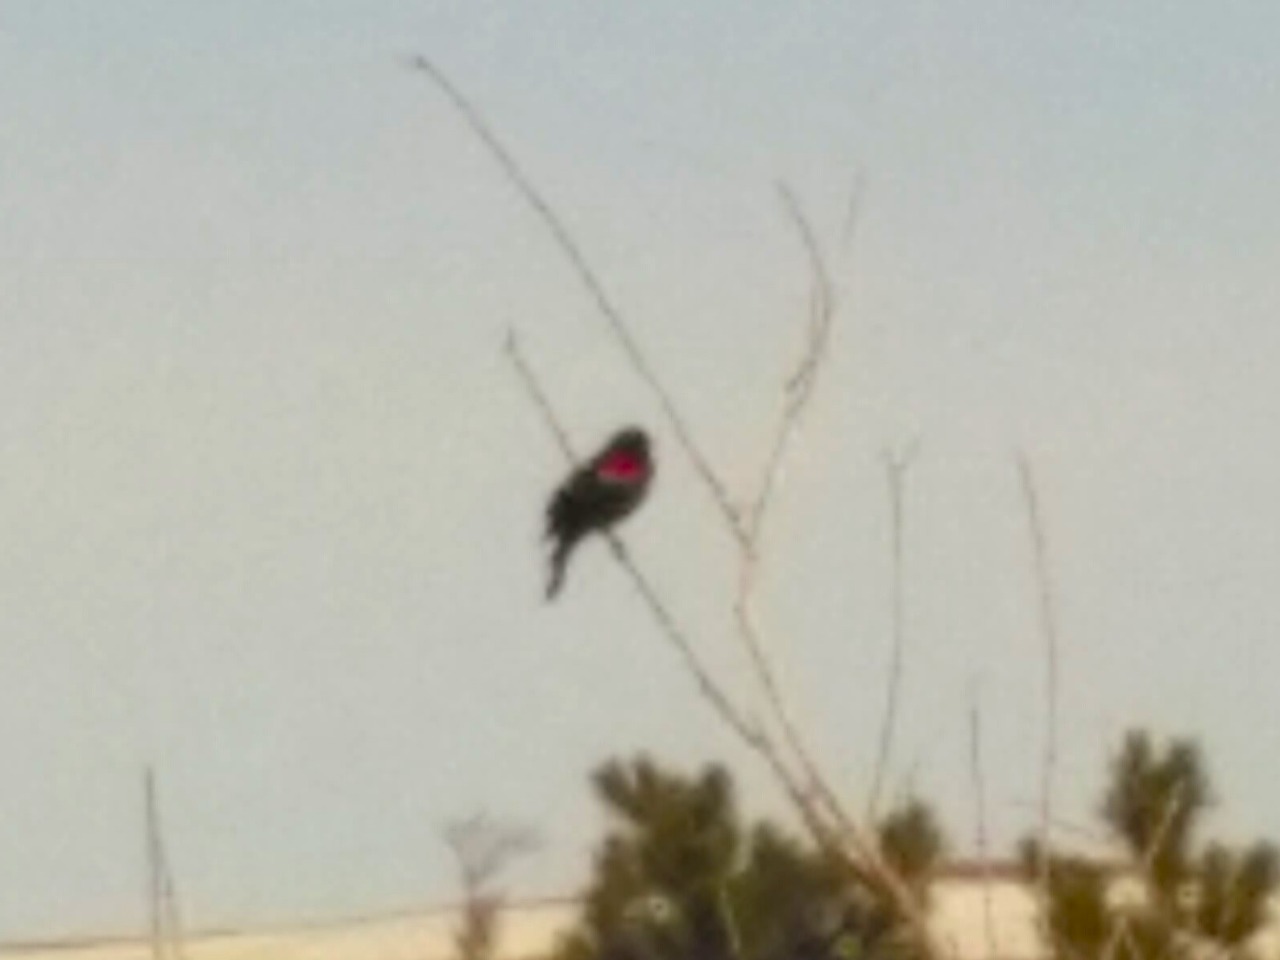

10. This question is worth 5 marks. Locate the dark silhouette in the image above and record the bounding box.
[545,427,654,599]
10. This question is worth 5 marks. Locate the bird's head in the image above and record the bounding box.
[610,427,651,461]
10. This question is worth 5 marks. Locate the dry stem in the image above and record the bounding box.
[867,440,919,823]
[1017,451,1061,927]
[733,184,841,835]
[968,683,999,960]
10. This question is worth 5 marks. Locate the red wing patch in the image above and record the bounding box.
[596,451,647,482]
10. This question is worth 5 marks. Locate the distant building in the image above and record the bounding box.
[927,860,1044,960]
[2,861,1276,960]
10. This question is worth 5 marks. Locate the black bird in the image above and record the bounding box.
[544,427,654,599]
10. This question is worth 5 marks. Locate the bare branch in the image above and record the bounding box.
[728,184,864,820]
[775,183,836,409]
[867,439,920,823]
[722,192,923,939]
[503,333,575,462]
[729,188,941,954]
[1016,451,1062,948]
[840,169,869,253]
[732,186,841,828]
[413,55,747,545]
[968,682,999,960]
[743,185,837,544]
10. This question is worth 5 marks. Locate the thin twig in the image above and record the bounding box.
[733,186,840,827]
[867,440,919,822]
[503,333,575,461]
[1017,451,1061,929]
[723,192,930,947]
[744,187,835,543]
[413,55,746,545]
[775,184,835,405]
[840,169,868,253]
[968,682,999,960]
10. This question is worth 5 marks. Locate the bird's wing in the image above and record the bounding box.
[545,466,592,537]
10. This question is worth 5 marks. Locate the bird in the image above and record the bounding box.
[544,426,654,600]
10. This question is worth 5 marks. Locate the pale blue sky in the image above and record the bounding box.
[2,0,1280,942]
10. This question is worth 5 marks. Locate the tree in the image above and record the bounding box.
[443,812,539,960]
[554,756,945,960]
[1101,731,1212,892]
[877,800,944,898]
[1024,729,1277,960]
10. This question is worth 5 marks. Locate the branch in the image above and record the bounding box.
[867,439,920,822]
[733,185,839,827]
[1017,453,1061,904]
[726,188,941,955]
[503,333,575,462]
[741,184,838,548]
[413,55,747,546]
[840,169,868,254]
[968,682,999,960]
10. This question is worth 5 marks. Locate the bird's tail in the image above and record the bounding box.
[546,538,574,601]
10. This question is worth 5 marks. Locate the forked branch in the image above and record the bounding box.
[733,185,840,833]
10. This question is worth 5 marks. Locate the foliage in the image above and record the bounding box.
[877,799,944,896]
[1025,729,1277,960]
[1195,841,1280,945]
[1100,731,1212,891]
[554,756,945,960]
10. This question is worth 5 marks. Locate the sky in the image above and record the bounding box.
[2,0,1280,942]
